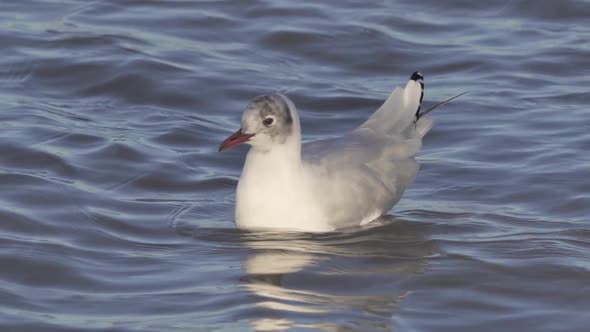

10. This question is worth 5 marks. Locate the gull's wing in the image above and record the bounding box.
[303,73,427,167]
[300,73,433,228]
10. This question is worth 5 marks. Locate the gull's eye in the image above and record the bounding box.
[263,117,274,127]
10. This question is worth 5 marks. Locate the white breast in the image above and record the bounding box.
[235,148,332,232]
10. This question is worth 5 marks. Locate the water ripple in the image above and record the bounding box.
[0,0,589,331]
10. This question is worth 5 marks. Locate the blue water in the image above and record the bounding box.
[0,1,589,331]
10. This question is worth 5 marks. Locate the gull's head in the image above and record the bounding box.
[219,94,297,152]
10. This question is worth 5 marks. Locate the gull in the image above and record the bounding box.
[219,72,465,232]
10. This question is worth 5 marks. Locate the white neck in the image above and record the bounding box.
[241,135,302,192]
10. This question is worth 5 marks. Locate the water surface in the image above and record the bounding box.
[1,0,589,331]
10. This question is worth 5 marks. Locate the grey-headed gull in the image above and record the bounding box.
[220,72,462,232]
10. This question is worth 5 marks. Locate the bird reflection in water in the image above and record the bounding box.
[238,216,435,331]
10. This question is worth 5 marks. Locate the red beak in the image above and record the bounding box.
[218,129,255,152]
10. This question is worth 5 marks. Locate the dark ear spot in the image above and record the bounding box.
[271,94,292,125]
[283,103,293,125]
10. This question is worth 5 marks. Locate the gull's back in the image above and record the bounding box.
[302,74,432,229]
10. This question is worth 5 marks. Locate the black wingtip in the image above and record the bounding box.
[410,71,423,82]
[410,71,425,119]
